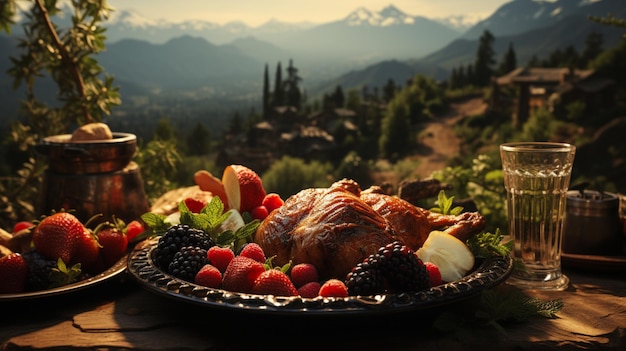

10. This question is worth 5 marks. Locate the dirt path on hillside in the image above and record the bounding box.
[411,97,487,178]
[371,97,487,188]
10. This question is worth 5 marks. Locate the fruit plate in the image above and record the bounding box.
[127,238,513,315]
[0,254,128,301]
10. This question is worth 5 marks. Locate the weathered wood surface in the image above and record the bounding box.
[1,267,625,351]
[2,186,625,350]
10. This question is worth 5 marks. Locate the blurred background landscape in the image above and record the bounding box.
[0,0,625,230]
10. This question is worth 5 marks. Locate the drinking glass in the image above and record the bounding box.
[500,142,576,291]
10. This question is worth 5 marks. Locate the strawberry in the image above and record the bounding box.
[0,253,29,294]
[262,193,284,213]
[290,263,319,288]
[195,264,222,288]
[424,262,443,287]
[252,269,298,297]
[239,243,265,263]
[183,197,207,213]
[125,220,144,242]
[222,165,266,213]
[32,212,85,263]
[207,246,235,273]
[97,224,129,267]
[222,256,266,293]
[319,279,349,297]
[12,221,34,234]
[72,228,101,272]
[297,281,321,298]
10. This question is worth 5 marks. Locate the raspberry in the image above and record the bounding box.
[195,264,222,288]
[297,281,321,298]
[424,262,442,287]
[290,263,319,288]
[207,246,235,273]
[262,193,284,213]
[319,279,349,297]
[183,197,206,213]
[239,243,265,263]
[250,205,269,220]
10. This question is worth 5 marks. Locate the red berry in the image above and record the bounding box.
[239,243,265,263]
[250,205,269,220]
[97,226,129,268]
[12,221,33,234]
[195,264,222,288]
[207,246,235,273]
[319,279,348,297]
[290,263,319,288]
[297,281,321,298]
[0,253,28,294]
[252,269,298,297]
[424,262,442,287]
[262,193,284,213]
[125,220,144,242]
[222,256,266,293]
[183,197,206,213]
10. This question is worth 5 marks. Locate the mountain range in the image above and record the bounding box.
[1,0,625,121]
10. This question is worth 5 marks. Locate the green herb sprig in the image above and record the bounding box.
[140,196,260,252]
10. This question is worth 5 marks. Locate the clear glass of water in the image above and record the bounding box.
[500,142,576,291]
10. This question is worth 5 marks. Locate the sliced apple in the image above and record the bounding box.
[217,209,245,233]
[416,230,475,283]
[222,165,266,213]
[194,170,229,207]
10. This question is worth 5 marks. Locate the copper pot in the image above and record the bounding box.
[35,132,137,174]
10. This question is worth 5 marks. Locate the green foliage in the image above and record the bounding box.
[135,139,182,203]
[429,190,463,216]
[433,154,507,233]
[335,151,373,187]
[467,228,512,259]
[261,156,333,198]
[521,107,554,141]
[0,0,120,227]
[379,97,411,159]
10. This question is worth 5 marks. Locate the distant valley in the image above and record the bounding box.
[1,0,625,127]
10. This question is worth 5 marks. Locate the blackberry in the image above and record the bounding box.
[345,256,384,296]
[376,241,429,293]
[21,249,57,292]
[168,246,209,282]
[153,224,215,270]
[345,241,429,295]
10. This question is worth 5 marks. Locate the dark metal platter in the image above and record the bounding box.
[0,253,128,301]
[127,237,513,315]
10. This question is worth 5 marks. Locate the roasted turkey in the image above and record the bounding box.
[254,179,486,280]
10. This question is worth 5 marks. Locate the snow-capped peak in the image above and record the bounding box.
[344,4,414,26]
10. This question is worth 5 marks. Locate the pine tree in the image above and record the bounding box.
[382,79,397,102]
[263,63,270,118]
[474,30,496,86]
[332,85,345,108]
[284,59,302,109]
[273,61,284,107]
[580,31,604,68]
[498,42,517,75]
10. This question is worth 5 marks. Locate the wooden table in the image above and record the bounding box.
[1,264,625,351]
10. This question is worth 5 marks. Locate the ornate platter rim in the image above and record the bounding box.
[127,237,513,315]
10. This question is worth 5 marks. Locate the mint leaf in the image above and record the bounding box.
[430,190,463,215]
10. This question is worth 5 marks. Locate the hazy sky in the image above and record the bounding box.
[106,0,512,26]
